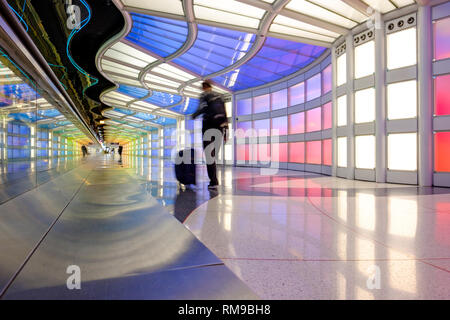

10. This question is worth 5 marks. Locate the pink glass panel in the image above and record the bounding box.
[434,17,450,61]
[253,119,270,137]
[322,65,332,94]
[237,98,252,116]
[435,132,450,172]
[323,102,332,130]
[271,89,287,110]
[289,142,305,163]
[289,82,305,106]
[258,143,271,162]
[236,144,249,162]
[253,94,270,113]
[435,74,450,116]
[271,116,288,136]
[271,143,288,162]
[306,73,322,102]
[306,140,322,165]
[323,139,332,166]
[306,107,322,132]
[289,112,305,134]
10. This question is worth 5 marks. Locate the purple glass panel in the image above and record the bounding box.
[237,98,252,116]
[271,116,288,136]
[289,82,305,106]
[306,73,322,102]
[322,65,332,94]
[289,112,305,134]
[253,94,270,113]
[271,89,287,110]
[253,119,270,137]
[306,107,322,132]
[434,17,450,61]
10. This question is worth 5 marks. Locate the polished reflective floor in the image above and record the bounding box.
[1,154,449,299]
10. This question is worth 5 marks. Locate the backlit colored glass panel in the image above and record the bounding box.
[306,140,322,165]
[271,143,288,162]
[271,116,288,136]
[258,143,271,163]
[322,65,332,94]
[236,121,252,139]
[306,73,321,102]
[323,139,332,166]
[271,89,287,110]
[289,142,305,163]
[253,119,270,137]
[434,17,450,61]
[388,133,417,171]
[323,102,332,130]
[289,112,305,134]
[289,82,305,106]
[306,107,322,132]
[435,74,450,116]
[253,94,270,113]
[237,144,249,162]
[237,98,252,116]
[435,132,450,172]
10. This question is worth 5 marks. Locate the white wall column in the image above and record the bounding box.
[346,34,355,180]
[418,4,433,186]
[375,11,387,183]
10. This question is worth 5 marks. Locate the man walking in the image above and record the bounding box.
[192,80,228,189]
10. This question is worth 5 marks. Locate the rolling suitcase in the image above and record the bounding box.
[174,148,196,186]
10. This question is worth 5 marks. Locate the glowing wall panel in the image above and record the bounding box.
[253,94,270,113]
[387,27,417,70]
[271,116,287,136]
[258,143,271,163]
[237,144,249,162]
[306,141,321,165]
[271,143,288,162]
[434,17,450,61]
[306,73,321,102]
[355,41,374,79]
[236,121,252,138]
[289,112,305,134]
[355,88,375,123]
[355,135,375,169]
[289,142,304,163]
[388,133,417,171]
[323,139,332,166]
[288,82,305,106]
[337,95,347,127]
[253,119,270,137]
[387,80,417,120]
[322,65,332,94]
[435,132,450,172]
[306,107,322,132]
[323,102,332,130]
[271,89,287,110]
[337,53,347,86]
[338,137,347,167]
[435,74,450,116]
[237,98,252,116]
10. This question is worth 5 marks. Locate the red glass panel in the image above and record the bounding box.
[271,143,288,162]
[435,132,450,172]
[323,139,332,166]
[236,144,249,162]
[289,142,305,163]
[435,74,450,116]
[306,140,322,164]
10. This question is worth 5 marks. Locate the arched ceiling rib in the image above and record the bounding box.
[96,0,418,142]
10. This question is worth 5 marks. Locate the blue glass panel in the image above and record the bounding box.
[114,108,134,115]
[0,83,39,101]
[169,98,200,115]
[152,117,177,126]
[145,91,182,107]
[134,112,157,121]
[126,13,188,58]
[37,109,61,118]
[173,24,255,76]
[117,85,148,99]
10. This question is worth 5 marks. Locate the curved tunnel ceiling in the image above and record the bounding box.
[96,0,418,142]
